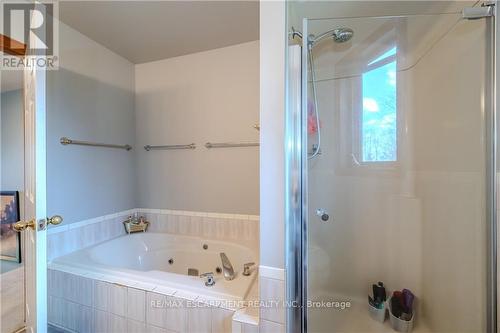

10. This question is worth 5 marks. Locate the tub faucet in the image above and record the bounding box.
[200,272,215,287]
[220,253,235,281]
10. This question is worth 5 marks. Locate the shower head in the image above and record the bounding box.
[309,27,354,47]
[331,28,354,43]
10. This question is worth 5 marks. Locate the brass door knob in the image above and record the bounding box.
[13,219,35,232]
[48,215,63,226]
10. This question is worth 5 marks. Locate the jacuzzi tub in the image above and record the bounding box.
[50,232,258,301]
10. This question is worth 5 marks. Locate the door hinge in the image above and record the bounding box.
[463,3,495,19]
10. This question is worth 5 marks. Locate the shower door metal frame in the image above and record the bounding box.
[284,42,306,333]
[489,2,498,332]
[284,17,310,333]
[285,4,499,332]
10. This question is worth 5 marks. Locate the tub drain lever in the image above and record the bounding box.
[200,272,215,287]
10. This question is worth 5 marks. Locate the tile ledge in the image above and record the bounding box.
[259,265,285,281]
[135,208,260,221]
[233,308,259,326]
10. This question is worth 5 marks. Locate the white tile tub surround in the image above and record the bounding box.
[47,209,136,261]
[233,274,259,333]
[48,208,259,261]
[48,268,239,333]
[47,209,260,332]
[232,311,260,333]
[139,209,260,251]
[258,266,285,333]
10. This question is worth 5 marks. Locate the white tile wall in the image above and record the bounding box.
[232,321,260,333]
[47,211,132,261]
[259,277,284,324]
[61,300,78,331]
[164,295,188,332]
[146,324,170,333]
[211,307,234,333]
[128,287,146,322]
[242,323,259,333]
[48,296,63,327]
[109,283,128,317]
[48,208,259,261]
[145,292,169,329]
[49,269,244,333]
[77,277,94,307]
[94,280,109,312]
[78,305,94,333]
[128,319,147,333]
[93,309,108,332]
[187,300,212,332]
[138,209,259,250]
[109,312,128,332]
[259,319,284,333]
[257,268,285,333]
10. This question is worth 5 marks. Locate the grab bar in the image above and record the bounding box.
[60,137,132,151]
[205,142,259,149]
[144,143,196,151]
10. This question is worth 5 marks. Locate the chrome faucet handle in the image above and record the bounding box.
[242,262,255,276]
[220,253,236,281]
[200,272,215,287]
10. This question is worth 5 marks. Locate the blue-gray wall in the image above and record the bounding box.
[46,23,136,224]
[1,89,24,192]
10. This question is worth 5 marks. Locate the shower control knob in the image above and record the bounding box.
[316,209,330,222]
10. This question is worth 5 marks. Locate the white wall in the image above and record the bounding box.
[259,4,287,332]
[47,21,136,225]
[259,0,286,270]
[1,90,24,192]
[135,41,260,215]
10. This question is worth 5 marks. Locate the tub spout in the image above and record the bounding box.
[220,253,235,281]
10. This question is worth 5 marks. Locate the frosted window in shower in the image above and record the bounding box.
[361,54,397,162]
[367,46,397,66]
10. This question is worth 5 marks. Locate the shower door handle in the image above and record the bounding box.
[316,209,330,222]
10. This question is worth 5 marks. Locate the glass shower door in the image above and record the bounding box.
[303,12,491,332]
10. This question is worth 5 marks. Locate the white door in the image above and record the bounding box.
[22,54,47,333]
[20,6,49,333]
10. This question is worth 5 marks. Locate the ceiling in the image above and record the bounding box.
[59,1,259,64]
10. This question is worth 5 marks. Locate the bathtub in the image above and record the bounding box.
[50,232,258,301]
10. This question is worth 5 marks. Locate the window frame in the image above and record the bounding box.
[351,49,400,170]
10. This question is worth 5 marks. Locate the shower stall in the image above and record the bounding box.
[285,1,498,332]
